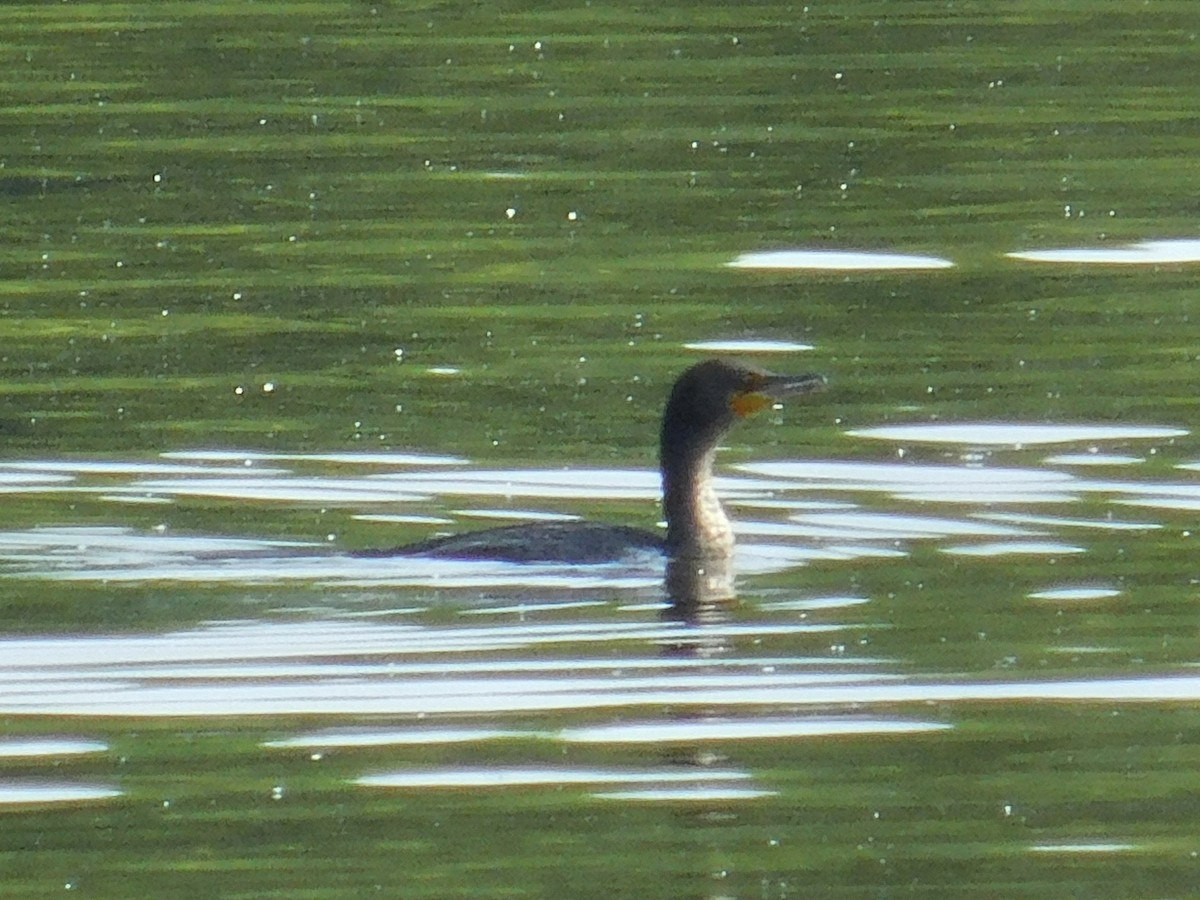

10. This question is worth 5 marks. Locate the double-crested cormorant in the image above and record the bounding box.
[361,358,826,563]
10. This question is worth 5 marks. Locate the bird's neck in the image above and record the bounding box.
[662,442,735,558]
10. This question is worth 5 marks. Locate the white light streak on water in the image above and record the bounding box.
[357,767,753,788]
[0,782,121,805]
[941,542,1086,557]
[1044,453,1144,466]
[161,450,466,466]
[0,738,108,758]
[0,618,1199,718]
[787,512,1037,540]
[1028,587,1122,601]
[727,250,954,270]
[1028,842,1138,854]
[683,339,814,353]
[559,716,949,743]
[848,423,1186,446]
[1007,239,1200,265]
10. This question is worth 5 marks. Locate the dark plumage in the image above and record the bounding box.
[358,358,825,563]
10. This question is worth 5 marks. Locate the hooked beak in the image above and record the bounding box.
[761,372,828,399]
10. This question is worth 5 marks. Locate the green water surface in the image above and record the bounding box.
[3,1,1200,897]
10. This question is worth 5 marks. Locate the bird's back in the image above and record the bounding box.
[355,520,665,564]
